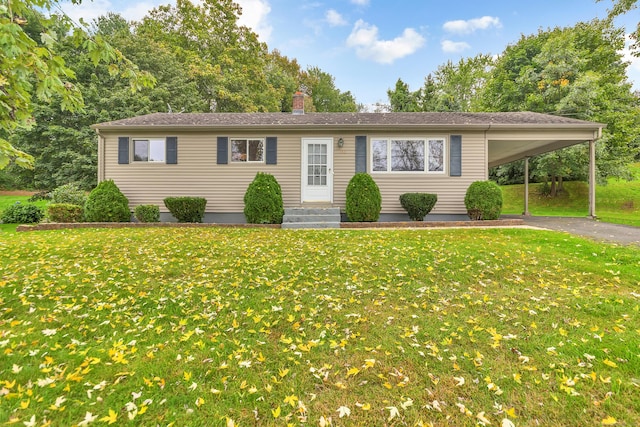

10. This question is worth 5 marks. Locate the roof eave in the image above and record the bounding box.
[91,122,605,132]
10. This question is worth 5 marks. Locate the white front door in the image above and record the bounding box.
[302,138,333,203]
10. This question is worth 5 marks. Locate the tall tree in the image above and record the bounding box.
[0,0,154,170]
[387,79,420,112]
[302,67,358,112]
[136,0,281,112]
[424,54,494,112]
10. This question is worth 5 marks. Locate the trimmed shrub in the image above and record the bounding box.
[243,173,284,224]
[134,204,160,223]
[1,202,44,224]
[84,180,130,222]
[464,180,503,220]
[50,183,87,206]
[164,197,207,223]
[345,173,381,222]
[399,193,438,221]
[47,203,84,223]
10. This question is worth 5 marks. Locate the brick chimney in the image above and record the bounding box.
[292,92,304,115]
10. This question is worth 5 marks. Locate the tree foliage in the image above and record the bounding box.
[387,55,493,112]
[136,0,281,113]
[599,0,639,55]
[387,79,420,112]
[0,1,154,170]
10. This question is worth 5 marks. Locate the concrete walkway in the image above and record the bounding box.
[502,215,640,246]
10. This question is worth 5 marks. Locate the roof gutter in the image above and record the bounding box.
[91,122,605,133]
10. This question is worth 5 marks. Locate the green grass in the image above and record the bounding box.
[1,228,638,426]
[501,163,640,226]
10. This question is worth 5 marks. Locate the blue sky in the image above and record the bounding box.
[60,0,640,107]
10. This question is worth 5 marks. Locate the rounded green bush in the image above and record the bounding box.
[47,203,84,223]
[1,202,44,224]
[50,183,87,206]
[84,180,130,222]
[399,193,438,221]
[164,197,207,223]
[134,205,160,223]
[464,180,503,220]
[345,173,381,222]
[243,173,284,224]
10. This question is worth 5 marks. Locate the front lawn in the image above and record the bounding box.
[1,228,639,426]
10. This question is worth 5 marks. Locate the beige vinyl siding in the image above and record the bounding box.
[101,130,484,215]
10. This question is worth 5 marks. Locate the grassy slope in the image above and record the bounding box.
[0,228,638,426]
[501,163,640,226]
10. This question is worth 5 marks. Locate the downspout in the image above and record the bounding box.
[484,124,492,180]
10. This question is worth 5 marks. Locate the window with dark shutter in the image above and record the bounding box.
[265,137,277,164]
[118,137,129,164]
[449,135,462,177]
[355,135,367,172]
[217,137,229,164]
[166,137,178,164]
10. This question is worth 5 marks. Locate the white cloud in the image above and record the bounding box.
[58,0,113,25]
[346,19,425,64]
[236,0,273,42]
[622,34,640,91]
[350,0,370,5]
[441,40,470,53]
[326,9,347,27]
[443,16,501,35]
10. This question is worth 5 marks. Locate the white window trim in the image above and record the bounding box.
[132,138,166,163]
[370,136,447,174]
[230,138,265,163]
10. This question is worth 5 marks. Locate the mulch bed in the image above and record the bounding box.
[17,219,524,232]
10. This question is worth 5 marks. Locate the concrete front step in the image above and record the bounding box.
[282,222,341,229]
[282,207,341,229]
[284,207,340,216]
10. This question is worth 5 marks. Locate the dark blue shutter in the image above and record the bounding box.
[355,135,367,173]
[118,137,129,164]
[217,137,228,164]
[265,137,277,164]
[166,137,178,164]
[449,135,462,177]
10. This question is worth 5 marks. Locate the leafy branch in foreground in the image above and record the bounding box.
[0,0,155,169]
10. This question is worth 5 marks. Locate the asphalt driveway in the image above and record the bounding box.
[502,215,640,246]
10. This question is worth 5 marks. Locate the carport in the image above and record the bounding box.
[486,116,604,218]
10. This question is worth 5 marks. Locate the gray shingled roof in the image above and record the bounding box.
[93,111,602,129]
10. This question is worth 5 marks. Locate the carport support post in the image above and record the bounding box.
[589,139,596,218]
[523,157,531,216]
